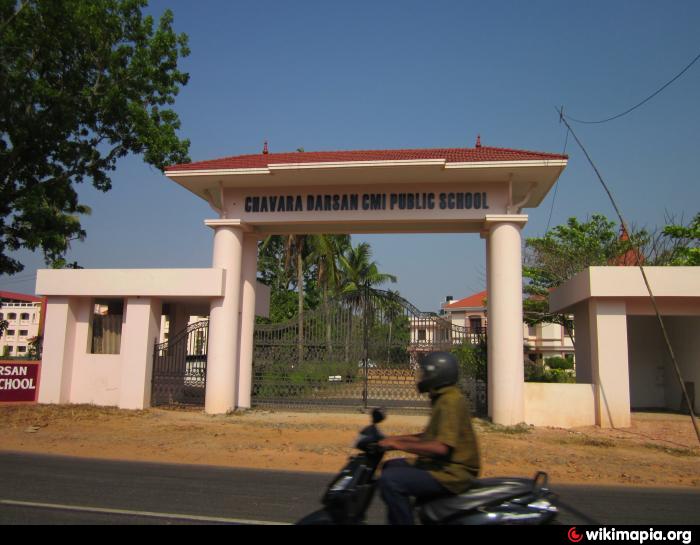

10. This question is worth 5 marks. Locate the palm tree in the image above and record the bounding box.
[337,242,398,363]
[307,234,351,358]
[260,234,309,365]
[338,242,397,299]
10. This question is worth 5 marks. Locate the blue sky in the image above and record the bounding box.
[2,0,699,311]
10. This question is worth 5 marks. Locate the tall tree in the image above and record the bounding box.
[522,214,643,338]
[338,241,397,362]
[307,234,351,356]
[338,241,398,298]
[259,234,312,363]
[0,0,191,275]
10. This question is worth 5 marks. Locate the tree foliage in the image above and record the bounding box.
[338,241,397,300]
[661,213,700,265]
[522,214,642,330]
[257,236,399,323]
[0,0,191,274]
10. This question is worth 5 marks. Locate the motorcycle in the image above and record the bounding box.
[296,408,558,525]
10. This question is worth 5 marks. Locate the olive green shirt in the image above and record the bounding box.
[413,385,481,494]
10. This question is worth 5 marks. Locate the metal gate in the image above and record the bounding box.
[151,320,208,406]
[151,292,487,414]
[252,289,487,414]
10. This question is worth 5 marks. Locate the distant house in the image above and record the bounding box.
[439,291,574,363]
[1,291,46,358]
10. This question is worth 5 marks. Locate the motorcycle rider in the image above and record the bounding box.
[377,351,481,525]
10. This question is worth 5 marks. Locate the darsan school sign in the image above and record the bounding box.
[244,191,491,214]
[0,361,40,403]
[227,182,507,234]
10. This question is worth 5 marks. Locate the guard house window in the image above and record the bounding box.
[90,299,124,354]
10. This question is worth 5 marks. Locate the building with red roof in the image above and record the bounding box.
[439,289,574,363]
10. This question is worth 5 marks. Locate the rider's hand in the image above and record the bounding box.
[378,438,400,451]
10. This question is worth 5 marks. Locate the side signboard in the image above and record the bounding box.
[0,361,40,403]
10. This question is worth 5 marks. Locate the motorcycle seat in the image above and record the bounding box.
[417,477,535,523]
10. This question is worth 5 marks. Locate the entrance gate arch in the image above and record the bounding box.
[164,145,567,425]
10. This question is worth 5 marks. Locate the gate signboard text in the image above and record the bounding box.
[0,361,40,403]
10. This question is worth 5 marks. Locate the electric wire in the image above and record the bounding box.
[564,50,700,124]
[0,272,38,288]
[558,108,700,445]
[545,125,570,234]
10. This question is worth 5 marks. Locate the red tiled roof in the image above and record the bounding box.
[444,290,488,310]
[0,290,44,303]
[167,146,568,172]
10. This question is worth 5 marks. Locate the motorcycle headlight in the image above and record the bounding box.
[527,499,558,512]
[330,476,353,492]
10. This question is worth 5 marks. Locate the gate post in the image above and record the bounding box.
[237,234,258,409]
[120,297,162,410]
[485,215,528,426]
[205,221,244,414]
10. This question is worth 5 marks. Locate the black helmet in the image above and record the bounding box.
[417,351,459,393]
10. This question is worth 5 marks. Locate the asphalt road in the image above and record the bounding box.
[0,451,698,525]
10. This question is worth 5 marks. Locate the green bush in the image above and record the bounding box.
[252,360,358,399]
[525,360,576,383]
[451,340,487,382]
[545,356,574,371]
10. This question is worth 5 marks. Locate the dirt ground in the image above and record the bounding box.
[1,404,698,489]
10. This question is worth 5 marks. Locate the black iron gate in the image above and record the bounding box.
[151,292,487,414]
[252,289,487,414]
[151,320,208,406]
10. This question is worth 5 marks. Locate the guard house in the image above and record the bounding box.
[549,266,700,428]
[37,143,571,427]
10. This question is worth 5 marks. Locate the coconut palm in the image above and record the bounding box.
[307,234,351,358]
[260,234,310,365]
[337,242,398,362]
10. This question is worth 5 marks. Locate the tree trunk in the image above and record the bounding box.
[324,289,332,359]
[297,243,304,367]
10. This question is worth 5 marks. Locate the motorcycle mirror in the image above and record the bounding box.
[371,407,386,424]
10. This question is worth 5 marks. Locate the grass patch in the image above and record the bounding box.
[642,443,698,457]
[563,435,617,448]
[478,421,533,435]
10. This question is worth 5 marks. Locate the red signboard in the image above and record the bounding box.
[0,361,40,403]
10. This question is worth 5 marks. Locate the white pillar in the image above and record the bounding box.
[587,300,631,428]
[38,297,80,404]
[237,234,258,409]
[485,215,527,425]
[205,223,244,414]
[119,297,161,410]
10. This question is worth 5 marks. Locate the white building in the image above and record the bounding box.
[1,291,45,358]
[440,291,574,362]
[549,266,700,427]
